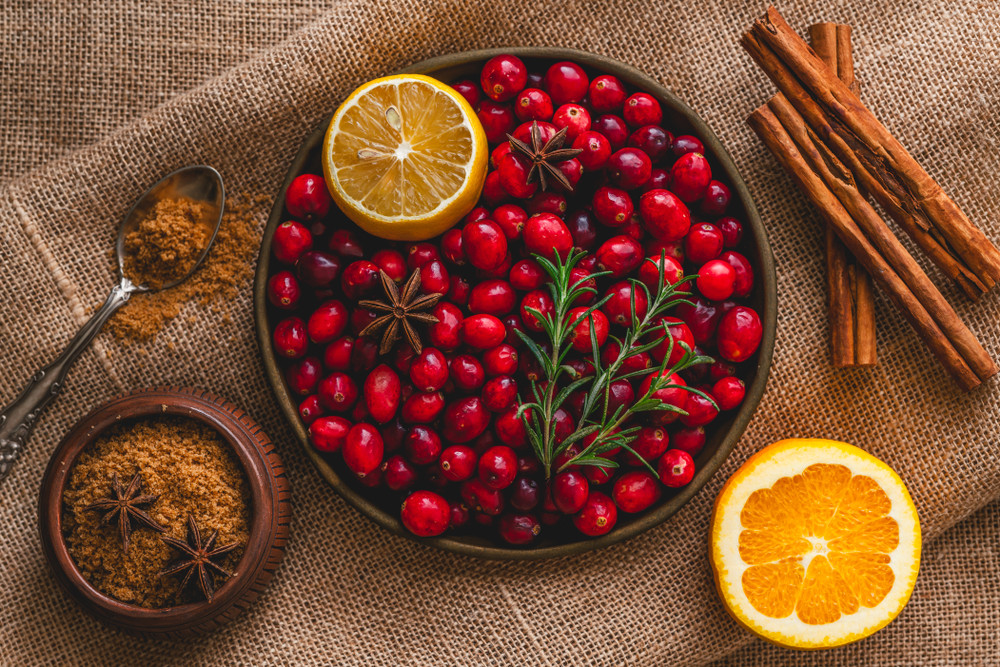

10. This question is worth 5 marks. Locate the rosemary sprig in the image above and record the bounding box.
[515,250,715,480]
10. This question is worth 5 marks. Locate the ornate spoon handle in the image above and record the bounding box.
[0,281,133,481]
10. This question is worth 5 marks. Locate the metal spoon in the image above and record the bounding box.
[0,165,225,481]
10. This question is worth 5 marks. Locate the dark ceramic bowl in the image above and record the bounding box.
[254,47,776,559]
[38,387,291,637]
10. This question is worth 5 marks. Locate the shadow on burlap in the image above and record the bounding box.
[1,0,999,665]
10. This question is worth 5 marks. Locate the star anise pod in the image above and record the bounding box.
[158,516,240,602]
[83,472,165,553]
[506,121,584,191]
[358,268,442,355]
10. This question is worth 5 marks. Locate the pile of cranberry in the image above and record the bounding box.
[266,55,763,547]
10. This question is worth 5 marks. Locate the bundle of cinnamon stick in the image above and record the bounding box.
[742,6,999,391]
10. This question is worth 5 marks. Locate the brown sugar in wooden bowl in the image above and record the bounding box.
[38,387,291,637]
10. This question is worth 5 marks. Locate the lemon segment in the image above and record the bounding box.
[710,439,921,650]
[323,74,488,241]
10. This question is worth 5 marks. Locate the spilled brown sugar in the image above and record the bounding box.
[122,198,212,289]
[108,194,265,342]
[61,416,251,608]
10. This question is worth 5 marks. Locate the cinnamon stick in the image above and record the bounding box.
[742,7,1000,299]
[748,104,996,390]
[808,22,876,366]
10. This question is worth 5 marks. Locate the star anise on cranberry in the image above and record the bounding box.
[158,516,240,602]
[506,121,583,191]
[358,269,442,355]
[83,472,165,554]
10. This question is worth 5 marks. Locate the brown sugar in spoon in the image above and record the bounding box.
[0,165,224,481]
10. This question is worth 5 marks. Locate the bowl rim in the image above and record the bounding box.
[38,386,286,631]
[254,46,777,560]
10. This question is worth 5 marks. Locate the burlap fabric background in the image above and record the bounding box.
[2,1,999,664]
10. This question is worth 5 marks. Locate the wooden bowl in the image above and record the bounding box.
[254,47,777,559]
[38,387,291,637]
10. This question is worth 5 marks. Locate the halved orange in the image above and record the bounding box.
[322,74,488,241]
[709,439,921,649]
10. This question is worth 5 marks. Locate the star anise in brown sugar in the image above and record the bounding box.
[358,268,442,355]
[506,121,584,191]
[83,472,166,553]
[158,516,240,602]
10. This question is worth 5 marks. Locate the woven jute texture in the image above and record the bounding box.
[2,1,999,665]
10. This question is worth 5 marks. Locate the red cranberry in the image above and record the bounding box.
[713,376,746,410]
[350,336,378,373]
[515,87,554,121]
[572,130,612,171]
[401,490,450,537]
[601,341,651,375]
[563,209,597,252]
[296,250,341,289]
[625,426,670,466]
[452,79,480,108]
[450,354,486,392]
[697,259,736,301]
[468,279,516,316]
[512,120,557,146]
[493,204,528,240]
[609,379,636,414]
[482,375,517,412]
[509,259,546,291]
[592,187,633,227]
[500,483,538,522]
[658,449,695,487]
[495,406,528,448]
[481,54,527,102]
[478,445,517,490]
[448,275,471,305]
[621,216,644,241]
[520,289,555,332]
[498,513,541,545]
[596,236,643,278]
[318,372,358,412]
[652,317,696,366]
[343,423,383,476]
[350,308,379,336]
[478,252,514,279]
[497,152,539,199]
[613,471,661,513]
[384,455,419,491]
[568,267,597,306]
[477,100,516,144]
[552,470,590,514]
[526,191,567,217]
[685,222,724,264]
[553,103,591,141]
[639,189,690,241]
[717,306,763,362]
[719,251,754,297]
[642,167,671,193]
[361,364,400,423]
[405,242,439,270]
[285,173,331,221]
[400,391,445,423]
[672,426,706,455]
[285,357,321,396]
[593,114,629,151]
[367,250,404,283]
[554,158,584,191]
[443,397,490,444]
[628,125,673,162]
[306,300,347,344]
[675,297,722,345]
[670,152,712,203]
[638,254,685,292]
[267,270,301,309]
[449,502,471,528]
[417,260,449,296]
[340,260,380,299]
[308,415,351,452]
[299,395,324,426]
[482,170,508,206]
[680,393,718,427]
[708,360,737,382]
[409,348,449,392]
[327,229,363,259]
[607,148,652,190]
[481,345,518,377]
[440,229,466,266]
[440,445,477,482]
[523,213,572,260]
[639,371,687,424]
[671,134,704,157]
[461,314,506,349]
[621,92,661,127]
[273,317,308,359]
[588,74,627,113]
[573,492,617,536]
[404,426,443,465]
[567,306,609,352]
[465,207,491,225]
[700,180,731,217]
[460,478,504,515]
[543,61,588,105]
[429,302,464,350]
[602,281,648,327]
[463,219,508,271]
[718,217,744,248]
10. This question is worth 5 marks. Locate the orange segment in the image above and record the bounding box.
[710,439,921,649]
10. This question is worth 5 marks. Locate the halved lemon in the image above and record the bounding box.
[709,439,921,650]
[322,74,488,241]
